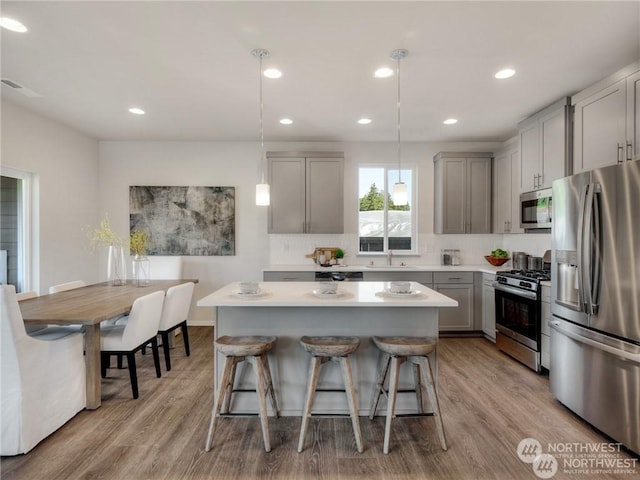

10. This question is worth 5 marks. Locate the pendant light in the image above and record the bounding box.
[391,49,408,206]
[253,48,270,206]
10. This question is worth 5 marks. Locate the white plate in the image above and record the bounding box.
[233,290,267,298]
[312,289,345,298]
[380,289,423,298]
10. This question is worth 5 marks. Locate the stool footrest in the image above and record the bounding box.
[315,388,347,393]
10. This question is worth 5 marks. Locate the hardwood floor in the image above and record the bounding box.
[2,327,637,479]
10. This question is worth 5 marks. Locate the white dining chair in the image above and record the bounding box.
[158,282,194,371]
[49,280,86,293]
[100,290,165,399]
[1,285,86,455]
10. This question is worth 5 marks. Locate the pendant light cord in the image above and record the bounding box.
[396,55,402,183]
[259,53,265,184]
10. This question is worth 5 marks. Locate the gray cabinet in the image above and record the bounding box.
[518,97,570,193]
[267,152,343,234]
[263,271,315,282]
[433,272,474,331]
[572,61,640,173]
[433,152,492,234]
[482,273,496,341]
[493,141,522,233]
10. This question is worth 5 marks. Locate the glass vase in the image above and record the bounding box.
[132,254,150,287]
[107,245,127,286]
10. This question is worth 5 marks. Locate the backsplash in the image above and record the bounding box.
[269,233,551,267]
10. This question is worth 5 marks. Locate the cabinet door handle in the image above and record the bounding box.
[627,141,633,161]
[618,143,624,164]
[533,174,538,189]
[538,173,543,187]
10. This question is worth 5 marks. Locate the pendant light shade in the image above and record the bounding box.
[392,182,407,206]
[256,183,270,206]
[253,48,270,206]
[391,49,408,207]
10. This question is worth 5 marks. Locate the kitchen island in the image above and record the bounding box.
[197,281,457,416]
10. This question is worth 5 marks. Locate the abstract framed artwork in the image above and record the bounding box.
[129,186,235,256]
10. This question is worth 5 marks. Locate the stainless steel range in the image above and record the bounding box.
[494,269,550,373]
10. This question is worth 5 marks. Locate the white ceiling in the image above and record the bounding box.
[1,1,639,143]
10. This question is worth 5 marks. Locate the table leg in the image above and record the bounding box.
[84,324,102,409]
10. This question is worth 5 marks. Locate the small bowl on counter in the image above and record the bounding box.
[484,256,510,267]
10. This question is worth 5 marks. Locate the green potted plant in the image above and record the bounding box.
[335,248,345,265]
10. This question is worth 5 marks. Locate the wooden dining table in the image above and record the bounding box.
[19,279,198,409]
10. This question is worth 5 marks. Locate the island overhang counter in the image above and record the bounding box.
[197,281,457,416]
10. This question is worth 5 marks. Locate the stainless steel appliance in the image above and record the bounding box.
[494,269,550,373]
[550,159,640,455]
[520,188,552,231]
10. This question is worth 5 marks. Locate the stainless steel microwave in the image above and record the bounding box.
[520,188,552,231]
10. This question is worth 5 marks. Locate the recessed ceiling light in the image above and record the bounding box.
[279,118,293,125]
[443,118,458,125]
[495,68,516,79]
[357,118,372,125]
[0,17,27,33]
[128,107,145,115]
[374,67,393,78]
[263,68,282,79]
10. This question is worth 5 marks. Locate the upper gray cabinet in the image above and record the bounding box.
[572,61,640,173]
[433,152,492,234]
[518,97,571,193]
[493,140,522,234]
[267,152,344,234]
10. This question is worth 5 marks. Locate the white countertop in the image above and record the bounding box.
[263,264,502,275]
[197,281,459,308]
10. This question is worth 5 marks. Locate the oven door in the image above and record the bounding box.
[494,283,541,351]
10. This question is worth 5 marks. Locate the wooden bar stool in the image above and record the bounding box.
[297,336,363,453]
[205,335,279,452]
[368,336,447,454]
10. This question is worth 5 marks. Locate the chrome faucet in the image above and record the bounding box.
[387,249,393,266]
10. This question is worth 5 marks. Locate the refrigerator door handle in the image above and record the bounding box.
[550,320,640,364]
[576,183,589,312]
[581,184,596,314]
[590,184,602,315]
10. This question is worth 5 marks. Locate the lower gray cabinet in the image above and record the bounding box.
[433,272,474,332]
[482,273,496,341]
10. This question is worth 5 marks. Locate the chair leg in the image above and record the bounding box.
[413,362,426,414]
[416,356,447,451]
[101,352,109,378]
[161,331,172,371]
[383,356,402,454]
[127,352,139,399]
[180,321,190,357]
[150,337,162,378]
[297,355,322,453]
[117,354,124,369]
[205,355,235,452]
[369,351,390,419]
[248,355,271,453]
[259,353,279,418]
[339,356,363,453]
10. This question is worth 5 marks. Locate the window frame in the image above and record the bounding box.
[357,163,418,256]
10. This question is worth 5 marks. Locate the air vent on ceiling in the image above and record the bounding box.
[1,78,42,98]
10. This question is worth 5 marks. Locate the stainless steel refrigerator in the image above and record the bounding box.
[550,159,640,455]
